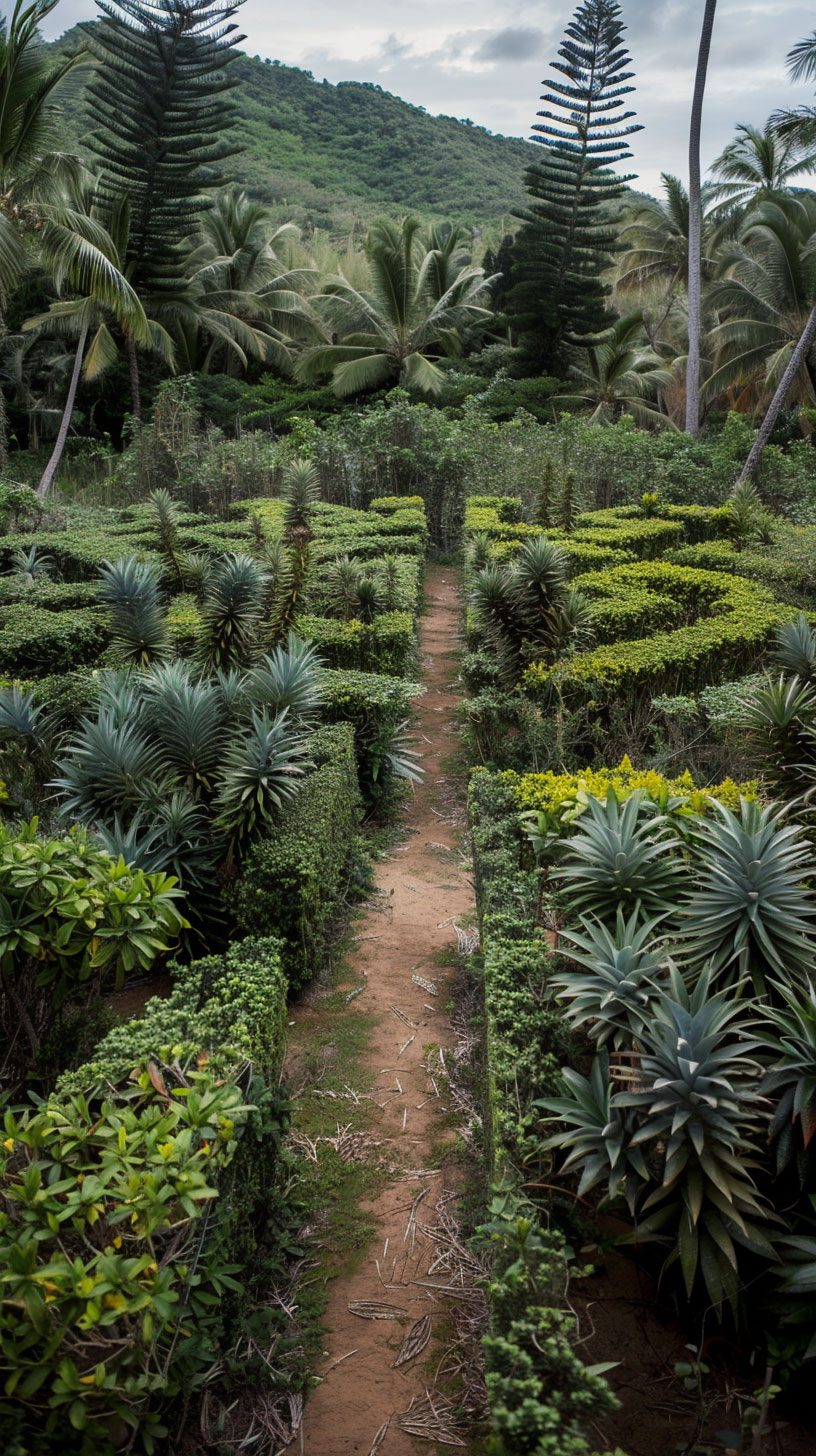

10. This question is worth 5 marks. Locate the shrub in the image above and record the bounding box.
[507,756,758,829]
[319,667,424,808]
[297,611,415,677]
[232,724,365,988]
[0,937,290,1453]
[525,562,792,703]
[0,606,109,675]
[0,819,187,1088]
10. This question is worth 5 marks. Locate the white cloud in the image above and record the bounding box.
[43,1,816,196]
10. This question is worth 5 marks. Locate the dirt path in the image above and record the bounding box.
[292,565,476,1456]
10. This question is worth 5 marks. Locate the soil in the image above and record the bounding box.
[288,565,477,1455]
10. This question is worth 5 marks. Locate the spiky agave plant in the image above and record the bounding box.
[214,708,310,860]
[245,632,324,724]
[552,908,669,1048]
[324,554,364,620]
[198,552,269,672]
[147,488,185,585]
[772,613,816,684]
[740,674,816,801]
[52,706,163,822]
[553,788,685,924]
[616,969,775,1317]
[681,799,816,996]
[139,662,226,799]
[98,556,169,666]
[464,530,493,576]
[537,1050,648,1207]
[6,545,55,585]
[468,535,592,684]
[94,791,214,890]
[761,979,816,1181]
[281,457,320,536]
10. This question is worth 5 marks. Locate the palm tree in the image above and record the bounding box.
[706,196,816,417]
[295,216,493,397]
[686,0,718,437]
[0,2,87,462]
[556,311,675,428]
[709,122,816,210]
[771,31,816,154]
[177,184,316,375]
[25,179,159,497]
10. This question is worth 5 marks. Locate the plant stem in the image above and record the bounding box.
[685,0,718,437]
[37,319,89,499]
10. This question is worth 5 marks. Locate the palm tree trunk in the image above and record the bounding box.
[739,303,816,482]
[37,320,89,500]
[126,334,142,420]
[685,0,718,437]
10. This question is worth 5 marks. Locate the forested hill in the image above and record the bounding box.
[51,27,533,232]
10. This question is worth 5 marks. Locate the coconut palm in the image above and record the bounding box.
[686,0,718,437]
[709,122,816,211]
[618,175,722,294]
[25,178,159,497]
[706,195,816,414]
[177,184,316,375]
[771,30,816,155]
[295,215,493,397]
[556,311,675,428]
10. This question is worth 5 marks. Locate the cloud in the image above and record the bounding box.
[41,0,816,197]
[474,27,545,64]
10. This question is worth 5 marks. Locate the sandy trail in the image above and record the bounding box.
[294,565,475,1456]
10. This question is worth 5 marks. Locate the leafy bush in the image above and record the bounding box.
[0,937,290,1453]
[508,756,758,830]
[231,724,365,988]
[0,819,186,1087]
[0,606,109,675]
[297,611,415,676]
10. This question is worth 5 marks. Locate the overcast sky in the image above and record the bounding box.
[43,1,816,196]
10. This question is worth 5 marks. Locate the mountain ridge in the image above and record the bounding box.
[51,25,534,235]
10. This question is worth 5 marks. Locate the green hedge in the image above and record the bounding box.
[525,561,793,703]
[301,553,422,617]
[232,724,364,989]
[0,578,100,609]
[0,937,290,1453]
[320,666,423,808]
[0,606,109,674]
[468,770,615,1455]
[0,530,159,581]
[297,610,415,676]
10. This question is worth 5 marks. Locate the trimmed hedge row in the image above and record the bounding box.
[232,724,364,989]
[525,561,793,702]
[0,937,290,1452]
[297,611,415,677]
[468,770,614,1455]
[0,606,109,674]
[0,530,160,581]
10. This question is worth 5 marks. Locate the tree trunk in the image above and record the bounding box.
[685,0,718,437]
[37,320,89,499]
[739,303,816,482]
[126,333,142,420]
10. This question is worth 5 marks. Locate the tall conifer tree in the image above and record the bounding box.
[509,0,641,373]
[84,0,245,413]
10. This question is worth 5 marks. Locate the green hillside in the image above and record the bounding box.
[52,26,533,233]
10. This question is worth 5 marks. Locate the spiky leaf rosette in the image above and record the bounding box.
[468,562,521,684]
[98,555,169,666]
[148,488,185,583]
[94,790,214,890]
[553,788,684,923]
[681,799,816,996]
[214,707,309,857]
[616,969,775,1317]
[140,662,226,799]
[281,458,320,535]
[762,979,816,1180]
[52,708,163,822]
[198,551,269,672]
[324,555,364,620]
[772,613,816,684]
[553,908,668,1047]
[245,633,324,725]
[538,1050,648,1205]
[7,545,55,585]
[739,674,816,801]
